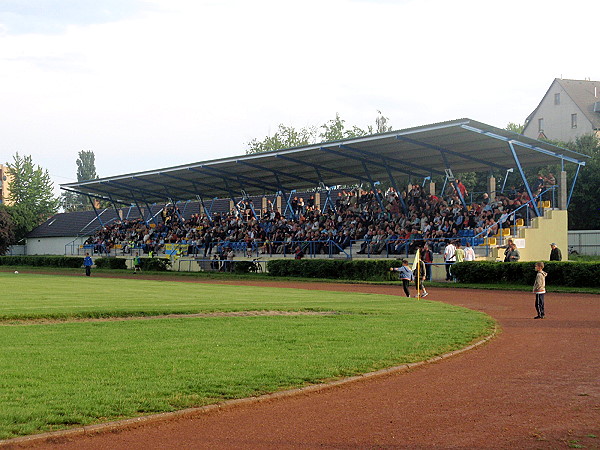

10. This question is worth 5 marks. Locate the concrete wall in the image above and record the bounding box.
[516,209,568,261]
[569,230,600,256]
[26,236,88,255]
[523,81,594,142]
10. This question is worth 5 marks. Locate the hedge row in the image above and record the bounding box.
[0,256,85,268]
[267,259,405,281]
[451,261,600,287]
[94,258,128,270]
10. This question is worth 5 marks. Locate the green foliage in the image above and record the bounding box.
[246,124,318,154]
[94,257,127,270]
[267,258,405,281]
[247,111,393,154]
[140,257,171,271]
[60,150,100,212]
[565,134,600,229]
[451,261,600,287]
[232,260,255,273]
[0,255,84,268]
[506,122,525,134]
[5,153,59,239]
[0,205,15,255]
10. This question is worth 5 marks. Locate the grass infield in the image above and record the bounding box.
[0,272,494,440]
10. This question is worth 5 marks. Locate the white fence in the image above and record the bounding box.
[568,230,600,256]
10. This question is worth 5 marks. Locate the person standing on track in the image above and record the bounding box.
[390,259,414,297]
[443,240,457,281]
[533,261,547,319]
[83,253,93,277]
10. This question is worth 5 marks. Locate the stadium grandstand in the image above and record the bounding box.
[28,118,588,271]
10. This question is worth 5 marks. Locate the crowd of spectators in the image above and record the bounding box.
[84,180,541,259]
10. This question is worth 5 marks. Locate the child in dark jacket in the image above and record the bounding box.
[390,260,414,297]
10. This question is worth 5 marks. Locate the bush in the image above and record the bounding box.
[140,258,171,272]
[451,261,600,287]
[267,258,406,281]
[94,257,127,270]
[0,255,84,268]
[233,261,254,274]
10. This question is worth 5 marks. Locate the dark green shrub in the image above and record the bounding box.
[0,256,84,268]
[94,257,127,270]
[452,261,600,287]
[233,261,254,273]
[267,258,406,281]
[140,258,171,271]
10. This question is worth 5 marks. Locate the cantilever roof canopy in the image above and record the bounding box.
[61,118,589,205]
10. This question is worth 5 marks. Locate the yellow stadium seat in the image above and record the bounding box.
[516,218,524,227]
[485,237,497,246]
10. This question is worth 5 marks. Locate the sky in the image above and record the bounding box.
[0,0,598,197]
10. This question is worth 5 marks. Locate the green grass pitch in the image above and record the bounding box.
[0,272,494,439]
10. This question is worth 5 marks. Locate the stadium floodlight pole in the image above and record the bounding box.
[508,141,541,217]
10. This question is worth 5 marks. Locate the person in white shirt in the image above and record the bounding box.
[464,242,476,261]
[443,240,457,281]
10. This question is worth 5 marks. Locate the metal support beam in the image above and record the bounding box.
[324,145,424,178]
[237,160,317,186]
[87,195,104,227]
[461,124,587,166]
[340,144,444,176]
[383,164,408,213]
[508,141,541,217]
[396,135,508,171]
[276,154,368,184]
[567,164,582,208]
[360,161,385,212]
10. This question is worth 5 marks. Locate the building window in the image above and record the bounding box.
[554,93,560,105]
[538,118,544,132]
[571,113,577,129]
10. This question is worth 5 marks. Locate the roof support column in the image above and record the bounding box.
[361,162,385,213]
[438,152,467,208]
[566,165,582,209]
[508,141,541,217]
[143,201,159,226]
[87,195,104,227]
[383,163,408,214]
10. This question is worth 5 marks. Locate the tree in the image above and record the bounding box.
[506,122,525,134]
[6,152,59,240]
[565,134,600,230]
[246,124,318,154]
[60,150,99,212]
[247,111,393,155]
[0,204,15,255]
